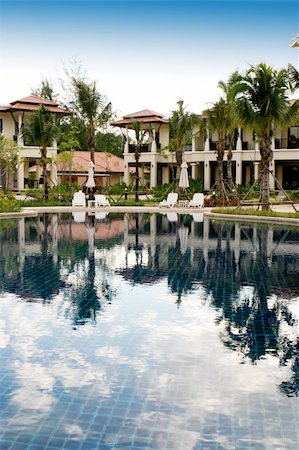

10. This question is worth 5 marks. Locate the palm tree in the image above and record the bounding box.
[69,77,112,163]
[130,121,149,202]
[168,100,197,192]
[207,98,230,198]
[218,71,241,190]
[288,64,299,91]
[233,63,299,210]
[22,105,59,199]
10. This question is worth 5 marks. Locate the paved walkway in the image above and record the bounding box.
[1,204,299,225]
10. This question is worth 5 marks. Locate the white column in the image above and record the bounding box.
[124,162,130,186]
[204,162,210,190]
[254,162,259,181]
[192,135,196,152]
[235,156,242,185]
[17,113,24,146]
[191,163,197,180]
[50,162,58,186]
[269,161,275,190]
[150,161,157,188]
[271,135,275,150]
[124,127,129,154]
[236,127,242,151]
[151,128,157,153]
[204,125,210,151]
[17,161,25,191]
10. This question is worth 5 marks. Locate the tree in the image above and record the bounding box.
[96,132,124,157]
[207,98,230,198]
[168,100,197,192]
[218,71,241,190]
[68,77,112,163]
[22,105,59,199]
[0,134,19,192]
[32,79,57,101]
[232,63,299,210]
[130,121,149,201]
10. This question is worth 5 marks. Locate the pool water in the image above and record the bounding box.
[0,212,298,450]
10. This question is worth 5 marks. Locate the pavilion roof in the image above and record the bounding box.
[112,109,168,128]
[0,95,69,115]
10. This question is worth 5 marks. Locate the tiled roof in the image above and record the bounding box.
[57,151,127,174]
[112,109,168,128]
[0,95,69,115]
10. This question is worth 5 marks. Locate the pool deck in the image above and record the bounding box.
[1,203,299,226]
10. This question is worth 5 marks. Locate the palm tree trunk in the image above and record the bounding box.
[216,141,225,198]
[227,142,234,190]
[41,146,49,200]
[135,150,140,202]
[175,148,182,194]
[259,137,272,211]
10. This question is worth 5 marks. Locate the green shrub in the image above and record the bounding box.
[0,191,21,212]
[189,178,204,194]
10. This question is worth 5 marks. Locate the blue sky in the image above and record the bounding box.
[0,1,298,116]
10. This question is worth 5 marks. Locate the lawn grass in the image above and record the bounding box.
[213,207,299,219]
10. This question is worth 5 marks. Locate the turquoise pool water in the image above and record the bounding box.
[0,212,298,449]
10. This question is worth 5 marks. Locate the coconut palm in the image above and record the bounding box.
[130,121,149,201]
[22,105,59,199]
[288,64,299,91]
[168,100,198,192]
[232,63,299,210]
[69,77,112,163]
[218,71,241,190]
[207,98,230,198]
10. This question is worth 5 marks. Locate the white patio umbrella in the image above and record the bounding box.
[86,160,95,188]
[179,161,189,189]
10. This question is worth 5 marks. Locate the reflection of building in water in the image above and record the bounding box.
[122,213,299,297]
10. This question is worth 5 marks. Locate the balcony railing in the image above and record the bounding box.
[128,143,161,153]
[275,138,299,149]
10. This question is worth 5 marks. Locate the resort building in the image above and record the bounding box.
[0,95,69,190]
[113,108,299,191]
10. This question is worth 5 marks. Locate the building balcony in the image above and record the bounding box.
[128,143,161,153]
[275,138,299,149]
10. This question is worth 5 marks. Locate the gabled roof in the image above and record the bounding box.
[56,151,131,174]
[112,109,168,128]
[0,95,69,115]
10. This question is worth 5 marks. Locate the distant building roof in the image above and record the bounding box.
[0,95,69,115]
[112,109,168,128]
[56,151,129,174]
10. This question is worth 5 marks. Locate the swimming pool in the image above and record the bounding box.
[0,212,298,449]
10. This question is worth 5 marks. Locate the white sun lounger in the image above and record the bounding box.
[94,194,110,207]
[188,193,204,208]
[72,190,86,207]
[159,192,178,208]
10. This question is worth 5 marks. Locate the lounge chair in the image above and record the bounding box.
[188,193,204,208]
[94,194,110,207]
[159,192,178,208]
[72,190,86,207]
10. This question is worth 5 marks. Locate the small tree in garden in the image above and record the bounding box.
[0,134,19,192]
[218,71,241,190]
[22,105,59,200]
[168,100,198,192]
[207,98,230,198]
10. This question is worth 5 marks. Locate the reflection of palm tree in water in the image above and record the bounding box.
[207,224,298,397]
